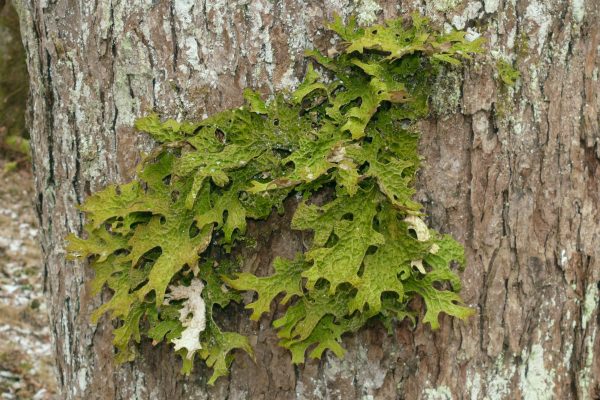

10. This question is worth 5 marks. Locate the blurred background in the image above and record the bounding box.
[0,1,57,398]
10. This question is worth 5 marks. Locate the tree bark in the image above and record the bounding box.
[14,0,599,398]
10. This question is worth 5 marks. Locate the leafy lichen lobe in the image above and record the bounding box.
[67,14,482,384]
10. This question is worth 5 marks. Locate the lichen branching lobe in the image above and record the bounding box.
[67,14,483,384]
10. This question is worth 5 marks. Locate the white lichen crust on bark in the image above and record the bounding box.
[13,0,600,398]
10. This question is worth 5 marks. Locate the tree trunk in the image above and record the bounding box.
[14,0,599,398]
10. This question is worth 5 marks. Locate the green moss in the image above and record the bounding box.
[496,59,520,87]
[431,67,463,116]
[516,31,530,59]
[493,58,521,119]
[67,14,482,384]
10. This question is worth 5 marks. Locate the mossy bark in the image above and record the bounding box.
[15,0,599,398]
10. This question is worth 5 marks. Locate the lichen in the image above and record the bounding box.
[483,0,500,14]
[466,370,482,400]
[571,0,585,23]
[581,282,598,330]
[431,67,463,116]
[430,0,462,13]
[165,279,207,358]
[423,385,453,400]
[578,283,598,398]
[354,0,382,26]
[67,14,482,384]
[519,344,556,400]
[482,352,517,399]
[524,0,552,55]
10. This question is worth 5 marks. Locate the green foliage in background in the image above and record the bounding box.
[68,14,482,384]
[0,0,30,167]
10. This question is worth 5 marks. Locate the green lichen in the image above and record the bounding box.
[67,14,482,384]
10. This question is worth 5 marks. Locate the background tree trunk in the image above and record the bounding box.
[13,0,599,398]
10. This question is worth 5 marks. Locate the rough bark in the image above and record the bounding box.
[14,0,600,398]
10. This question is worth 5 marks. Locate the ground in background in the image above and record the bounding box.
[0,162,57,399]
